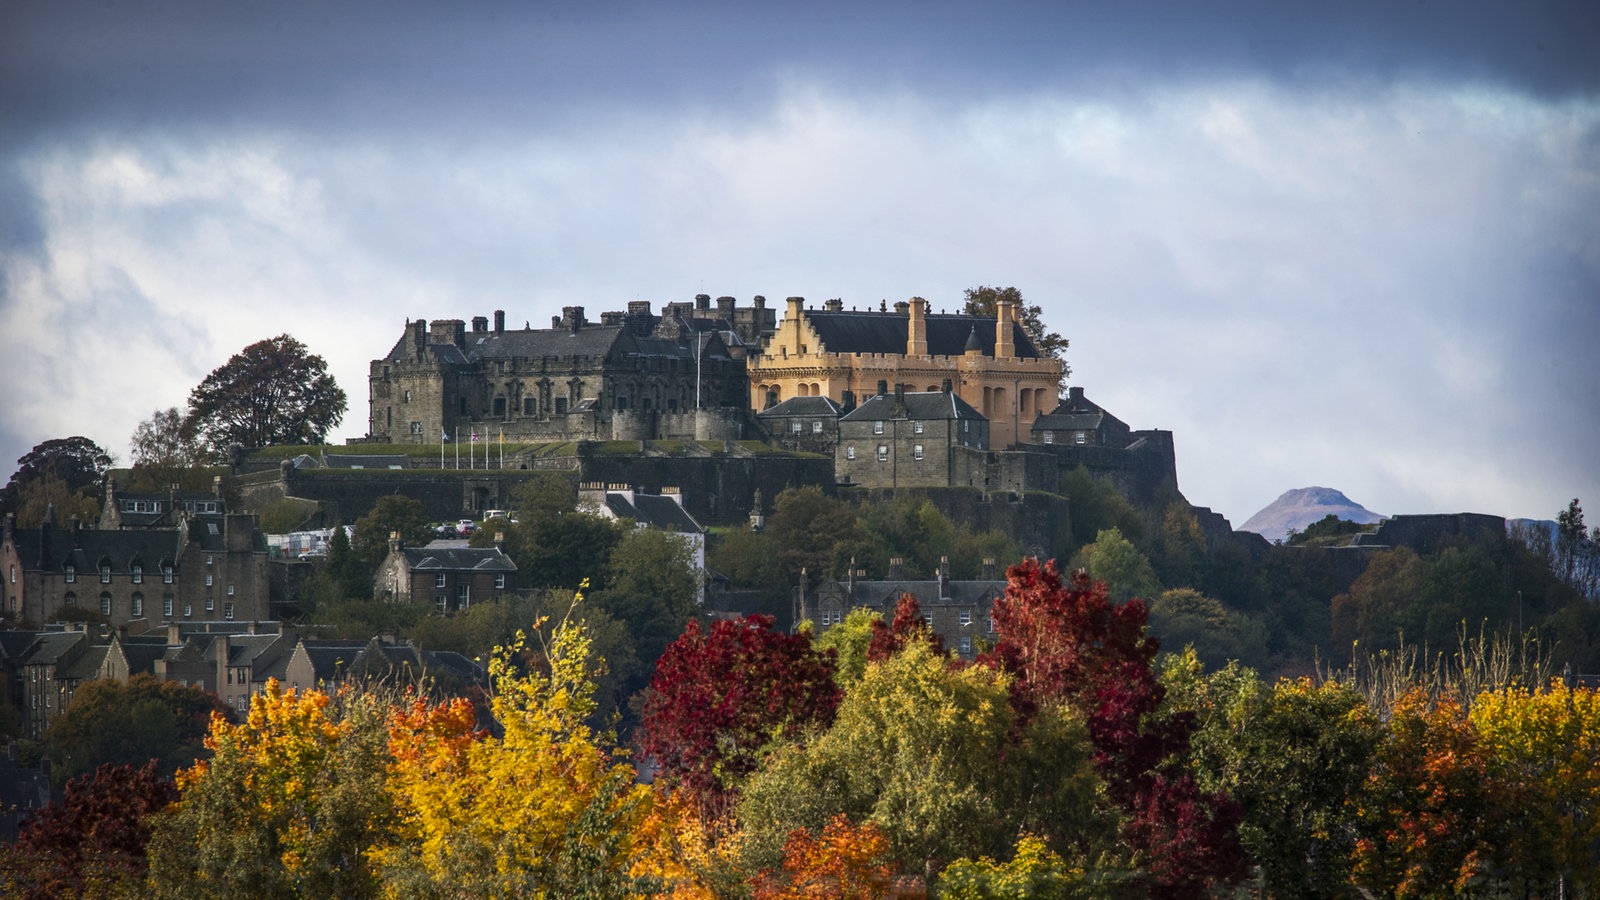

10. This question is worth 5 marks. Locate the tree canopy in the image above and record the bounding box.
[961,285,1070,371]
[0,435,112,526]
[184,334,347,456]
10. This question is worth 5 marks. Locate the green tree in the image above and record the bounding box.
[44,675,228,787]
[1147,588,1266,671]
[129,406,212,475]
[1,436,112,526]
[592,527,702,680]
[1059,466,1141,551]
[814,607,884,687]
[936,835,1091,899]
[1330,547,1428,652]
[352,496,432,568]
[961,286,1070,369]
[1077,527,1160,603]
[185,334,347,456]
[764,486,864,582]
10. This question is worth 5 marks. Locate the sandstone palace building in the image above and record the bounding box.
[747,295,1063,449]
[368,292,1066,452]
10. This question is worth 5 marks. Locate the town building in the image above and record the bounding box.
[747,295,1064,449]
[755,395,843,455]
[580,483,708,602]
[796,557,1007,659]
[373,534,517,612]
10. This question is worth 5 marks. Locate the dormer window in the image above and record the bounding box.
[99,563,111,583]
[1043,430,1054,444]
[162,564,173,584]
[64,564,75,583]
[131,563,143,584]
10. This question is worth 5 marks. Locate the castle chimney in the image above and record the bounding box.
[695,293,711,310]
[906,296,928,356]
[561,306,586,332]
[894,383,905,406]
[825,298,843,311]
[982,557,997,580]
[494,310,505,333]
[1069,385,1085,408]
[938,556,950,599]
[995,295,1015,359]
[840,389,856,412]
[717,295,735,318]
[411,319,427,358]
[753,295,767,309]
[472,315,488,333]
[941,378,953,394]
[887,557,904,581]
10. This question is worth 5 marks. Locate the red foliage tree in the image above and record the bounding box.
[980,558,1246,897]
[641,614,841,817]
[866,593,944,662]
[0,761,178,897]
[753,814,915,900]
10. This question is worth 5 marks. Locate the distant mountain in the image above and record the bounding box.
[1239,487,1386,543]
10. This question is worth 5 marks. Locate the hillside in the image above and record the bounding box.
[1239,486,1385,543]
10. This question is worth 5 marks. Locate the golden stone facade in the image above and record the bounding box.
[748,296,1065,449]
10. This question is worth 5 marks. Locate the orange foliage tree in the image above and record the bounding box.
[753,814,914,900]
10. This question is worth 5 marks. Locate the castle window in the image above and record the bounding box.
[873,421,884,435]
[493,397,506,417]
[65,564,75,583]
[100,593,112,615]
[411,421,423,435]
[913,444,924,460]
[403,390,411,403]
[523,398,536,416]
[846,446,856,460]
[132,593,144,617]
[555,397,568,414]
[877,445,888,462]
[912,421,924,434]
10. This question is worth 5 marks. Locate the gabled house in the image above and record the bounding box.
[581,483,708,601]
[756,395,843,454]
[835,383,989,489]
[1031,386,1132,448]
[797,556,1007,659]
[373,534,516,613]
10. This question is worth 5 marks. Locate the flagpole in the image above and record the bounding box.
[440,426,445,469]
[455,427,460,469]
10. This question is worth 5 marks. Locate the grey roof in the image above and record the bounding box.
[114,635,171,675]
[840,391,985,422]
[757,396,842,418]
[59,644,108,681]
[801,309,1041,359]
[819,578,1006,608]
[400,546,517,572]
[22,632,86,666]
[322,453,409,469]
[603,494,703,534]
[8,526,181,573]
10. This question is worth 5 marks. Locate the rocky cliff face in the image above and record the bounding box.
[1239,486,1385,543]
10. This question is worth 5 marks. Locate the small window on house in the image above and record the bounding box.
[1043,430,1054,444]
[987,615,995,634]
[205,596,214,612]
[9,564,15,584]
[912,421,924,434]
[64,591,76,607]
[912,444,924,460]
[435,573,447,588]
[227,584,234,596]
[132,593,144,617]
[960,635,973,655]
[811,420,823,434]
[100,563,111,583]
[184,603,193,617]
[64,564,75,583]
[873,421,884,434]
[877,445,888,462]
[846,445,856,460]
[225,602,235,620]
[959,609,972,627]
[436,594,448,614]
[131,564,142,584]
[206,555,214,567]
[922,612,933,626]
[1075,432,1086,445]
[205,574,213,587]
[790,420,802,434]
[458,584,470,608]
[162,564,173,584]
[495,574,506,590]
[164,594,174,617]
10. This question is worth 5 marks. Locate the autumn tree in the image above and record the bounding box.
[979,559,1246,897]
[961,285,1070,369]
[351,495,432,568]
[752,814,906,900]
[642,615,841,817]
[592,527,702,677]
[0,435,112,525]
[0,761,178,898]
[376,610,663,896]
[936,835,1090,899]
[184,334,347,456]
[128,406,213,487]
[145,683,396,899]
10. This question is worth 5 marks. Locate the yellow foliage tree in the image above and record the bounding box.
[375,601,669,898]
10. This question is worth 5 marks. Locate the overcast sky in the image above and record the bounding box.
[3,0,1597,528]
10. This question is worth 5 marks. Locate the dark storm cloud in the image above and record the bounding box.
[5,0,1598,141]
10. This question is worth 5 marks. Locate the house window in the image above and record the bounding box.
[164,594,174,617]
[912,421,924,434]
[922,612,933,627]
[877,445,888,462]
[101,593,112,615]
[131,564,142,584]
[912,444,924,460]
[790,420,802,434]
[100,564,111,583]
[495,574,506,590]
[162,564,173,584]
[436,594,448,613]
[64,591,76,607]
[987,615,995,634]
[811,420,823,434]
[959,609,973,627]
[1043,430,1054,444]
[846,446,856,460]
[227,584,235,596]
[458,584,471,608]
[205,596,214,612]
[132,593,144,617]
[9,564,14,583]
[205,574,213,587]
[184,603,192,617]
[873,421,884,435]
[225,602,235,620]
[64,564,75,583]
[1075,432,1086,445]
[960,635,973,655]
[411,421,423,435]
[206,555,214,567]
[435,573,447,588]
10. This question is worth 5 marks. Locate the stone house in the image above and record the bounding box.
[98,477,227,529]
[1031,386,1132,448]
[373,534,517,612]
[797,557,1007,660]
[747,295,1063,449]
[1,508,270,630]
[835,384,989,489]
[580,483,708,602]
[756,395,843,455]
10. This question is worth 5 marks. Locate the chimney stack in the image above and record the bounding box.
[494,310,505,333]
[906,296,928,356]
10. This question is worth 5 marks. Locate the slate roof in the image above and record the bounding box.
[757,396,843,419]
[801,310,1042,359]
[113,635,171,676]
[22,632,86,667]
[322,453,409,469]
[400,546,517,572]
[840,391,986,423]
[603,494,703,534]
[8,526,181,573]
